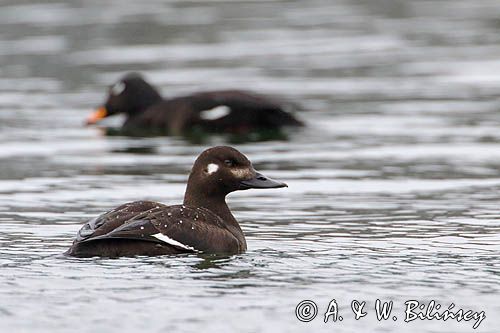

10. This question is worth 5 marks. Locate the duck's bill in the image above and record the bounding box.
[239,172,287,189]
[86,106,108,125]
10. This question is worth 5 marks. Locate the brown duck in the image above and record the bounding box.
[86,73,303,134]
[66,146,287,257]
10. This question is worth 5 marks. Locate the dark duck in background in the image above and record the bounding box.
[86,73,303,137]
[66,146,287,257]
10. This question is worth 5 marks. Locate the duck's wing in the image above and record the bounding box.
[190,90,303,128]
[75,204,242,254]
[75,200,165,243]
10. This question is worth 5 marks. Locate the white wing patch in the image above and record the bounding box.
[207,163,219,175]
[152,233,196,251]
[199,105,231,120]
[111,81,126,95]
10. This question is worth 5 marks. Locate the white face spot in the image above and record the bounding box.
[152,233,196,251]
[231,168,253,179]
[199,105,231,120]
[111,81,126,95]
[207,163,219,175]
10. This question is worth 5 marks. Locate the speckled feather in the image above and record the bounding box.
[74,201,165,242]
[147,205,242,253]
[67,201,242,257]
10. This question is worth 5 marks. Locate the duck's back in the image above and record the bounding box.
[66,201,243,257]
[124,90,302,133]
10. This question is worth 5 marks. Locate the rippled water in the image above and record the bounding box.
[1,0,500,332]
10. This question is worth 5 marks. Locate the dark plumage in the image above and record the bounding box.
[86,73,303,134]
[66,146,287,257]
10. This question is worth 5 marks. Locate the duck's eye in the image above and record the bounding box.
[224,159,235,167]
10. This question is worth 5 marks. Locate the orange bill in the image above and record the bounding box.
[86,106,107,125]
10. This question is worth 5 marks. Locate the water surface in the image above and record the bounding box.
[1,0,500,332]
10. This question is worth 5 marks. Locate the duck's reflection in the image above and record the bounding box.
[101,126,292,145]
[192,253,235,270]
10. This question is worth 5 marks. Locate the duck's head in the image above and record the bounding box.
[185,146,287,203]
[86,73,162,125]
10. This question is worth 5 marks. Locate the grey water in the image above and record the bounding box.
[1,0,500,332]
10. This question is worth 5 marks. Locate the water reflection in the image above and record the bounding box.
[193,253,236,271]
[102,126,293,144]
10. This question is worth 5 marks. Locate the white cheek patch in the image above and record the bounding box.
[231,168,253,179]
[111,81,126,95]
[199,105,231,120]
[207,163,219,175]
[152,233,196,251]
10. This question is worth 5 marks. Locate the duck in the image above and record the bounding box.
[66,146,287,257]
[86,72,303,134]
